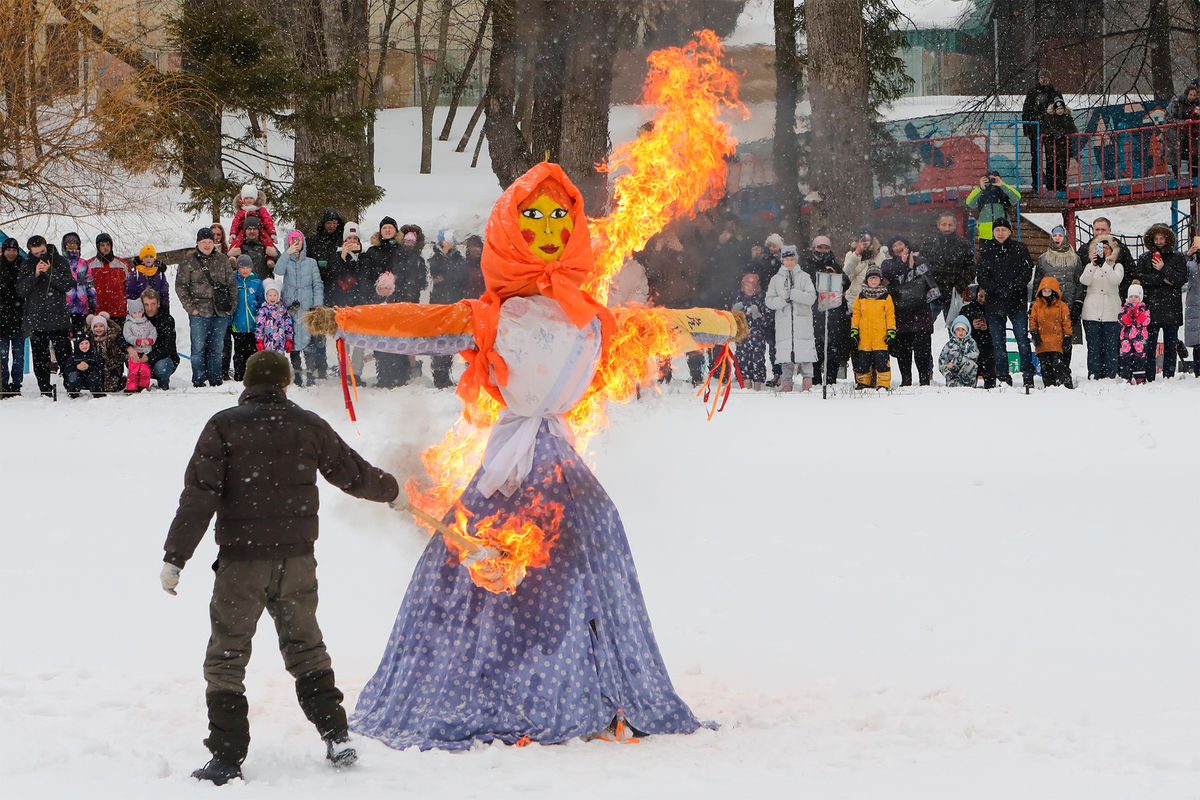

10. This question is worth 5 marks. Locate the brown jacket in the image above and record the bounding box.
[1028,276,1072,354]
[164,385,399,567]
[176,246,236,317]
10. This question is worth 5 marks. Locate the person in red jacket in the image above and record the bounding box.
[228,184,280,257]
[88,233,131,325]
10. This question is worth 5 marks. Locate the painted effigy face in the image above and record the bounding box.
[517,192,574,262]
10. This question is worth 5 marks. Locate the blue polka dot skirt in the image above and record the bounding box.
[351,422,708,750]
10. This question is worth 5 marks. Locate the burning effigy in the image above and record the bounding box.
[306,31,745,750]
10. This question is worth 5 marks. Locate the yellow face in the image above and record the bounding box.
[518,193,574,262]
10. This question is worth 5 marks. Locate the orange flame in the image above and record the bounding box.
[441,495,564,595]
[404,30,741,586]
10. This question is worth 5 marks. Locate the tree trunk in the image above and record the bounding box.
[456,93,486,152]
[558,2,620,213]
[806,0,872,247]
[438,1,491,141]
[1147,0,1174,98]
[418,0,454,174]
[773,0,802,242]
[530,2,568,163]
[483,0,531,187]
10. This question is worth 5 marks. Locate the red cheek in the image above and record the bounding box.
[560,229,571,245]
[521,229,535,244]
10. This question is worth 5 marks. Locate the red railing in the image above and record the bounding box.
[1036,119,1197,201]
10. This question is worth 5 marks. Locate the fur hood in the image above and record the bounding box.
[236,189,269,210]
[1142,223,1177,253]
[370,224,426,250]
[1088,234,1123,263]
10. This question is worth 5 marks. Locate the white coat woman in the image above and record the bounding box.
[765,245,817,391]
[1079,233,1124,379]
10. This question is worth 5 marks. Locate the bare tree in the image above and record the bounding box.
[414,0,455,173]
[438,1,492,140]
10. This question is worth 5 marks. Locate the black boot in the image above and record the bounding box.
[191,758,243,786]
[324,730,358,768]
[295,669,348,740]
[204,690,250,767]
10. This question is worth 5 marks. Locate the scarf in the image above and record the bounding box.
[136,262,158,278]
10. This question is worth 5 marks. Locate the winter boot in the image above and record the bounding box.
[191,758,243,786]
[324,730,357,769]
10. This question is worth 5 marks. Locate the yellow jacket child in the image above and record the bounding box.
[850,265,896,389]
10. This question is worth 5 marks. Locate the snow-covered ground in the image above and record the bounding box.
[4,353,1200,798]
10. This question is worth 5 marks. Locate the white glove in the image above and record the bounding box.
[461,545,501,567]
[160,562,181,595]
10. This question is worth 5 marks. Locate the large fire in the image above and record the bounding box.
[405,30,743,592]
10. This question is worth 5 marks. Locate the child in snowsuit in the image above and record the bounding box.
[231,255,264,381]
[730,271,771,389]
[1119,281,1151,383]
[959,285,996,388]
[62,232,96,338]
[123,298,157,392]
[1028,276,1074,387]
[938,315,979,386]
[65,314,107,397]
[255,277,294,354]
[850,265,896,389]
[228,184,279,256]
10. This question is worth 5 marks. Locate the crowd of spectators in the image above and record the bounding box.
[2,174,1196,400]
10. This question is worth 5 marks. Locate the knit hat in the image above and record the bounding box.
[242,214,261,231]
[287,230,304,247]
[951,315,970,336]
[992,217,1012,232]
[1051,225,1067,236]
[811,235,832,249]
[196,226,215,243]
[403,231,418,245]
[1052,98,1066,110]
[764,233,784,249]
[438,228,456,245]
[126,298,144,316]
[262,277,282,296]
[95,232,113,248]
[242,350,292,389]
[2,237,18,252]
[87,312,109,332]
[61,232,81,250]
[865,264,884,280]
[235,254,254,270]
[139,244,156,261]
[240,183,257,201]
[375,271,396,294]
[380,216,398,231]
[343,222,360,242]
[1038,68,1052,80]
[780,245,798,260]
[464,234,483,249]
[889,235,912,252]
[1128,281,1144,299]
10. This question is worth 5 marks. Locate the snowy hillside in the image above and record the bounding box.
[4,371,1200,798]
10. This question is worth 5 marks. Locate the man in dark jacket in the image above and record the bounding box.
[1021,69,1062,188]
[0,237,25,394]
[1130,223,1187,380]
[308,208,344,292]
[140,287,178,389]
[1165,84,1200,178]
[17,235,74,396]
[371,222,428,387]
[920,212,975,323]
[428,229,469,389]
[975,218,1035,387]
[161,350,400,785]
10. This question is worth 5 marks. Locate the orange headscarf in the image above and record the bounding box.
[458,163,615,404]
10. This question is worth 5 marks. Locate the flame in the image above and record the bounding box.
[442,495,564,595]
[404,30,741,587]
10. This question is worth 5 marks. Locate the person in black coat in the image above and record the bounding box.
[1130,223,1187,380]
[327,223,369,307]
[1021,69,1063,188]
[1041,98,1077,192]
[367,220,428,387]
[141,288,179,389]
[428,229,471,388]
[309,208,345,293]
[975,218,1035,386]
[0,237,25,394]
[17,236,74,396]
[880,235,939,386]
[803,235,849,384]
[920,213,974,324]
